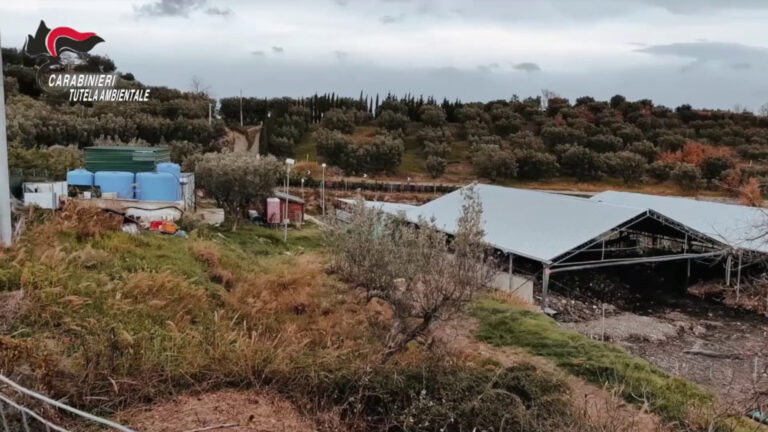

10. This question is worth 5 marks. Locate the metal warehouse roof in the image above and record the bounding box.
[395,184,649,264]
[338,199,417,214]
[591,191,768,253]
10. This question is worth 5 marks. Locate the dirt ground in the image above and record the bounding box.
[116,389,320,432]
[556,289,768,410]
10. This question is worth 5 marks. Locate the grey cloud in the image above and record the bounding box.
[272,46,285,54]
[384,0,768,24]
[205,6,233,16]
[132,57,766,110]
[731,62,752,70]
[477,63,500,73]
[635,0,768,14]
[380,14,406,24]
[134,0,233,18]
[513,62,541,72]
[134,0,205,17]
[636,41,768,64]
[251,50,265,56]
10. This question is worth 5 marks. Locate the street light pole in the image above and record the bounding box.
[0,31,13,246]
[239,89,243,127]
[284,158,295,242]
[321,163,326,218]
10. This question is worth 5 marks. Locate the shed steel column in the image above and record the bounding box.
[542,266,550,311]
[507,254,514,292]
[736,252,742,301]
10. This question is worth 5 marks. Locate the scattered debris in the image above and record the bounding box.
[683,348,743,359]
[563,312,680,342]
[149,220,179,235]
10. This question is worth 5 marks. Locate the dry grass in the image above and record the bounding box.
[0,211,730,432]
[116,389,322,432]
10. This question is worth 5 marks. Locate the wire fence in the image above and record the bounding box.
[0,374,134,432]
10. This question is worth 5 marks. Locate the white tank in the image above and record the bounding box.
[267,198,281,224]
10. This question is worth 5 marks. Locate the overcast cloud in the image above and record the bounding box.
[2,0,768,109]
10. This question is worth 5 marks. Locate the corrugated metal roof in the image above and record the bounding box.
[395,184,648,264]
[274,191,305,204]
[338,199,416,214]
[591,191,768,253]
[85,147,171,173]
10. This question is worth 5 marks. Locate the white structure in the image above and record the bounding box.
[356,184,733,310]
[23,181,67,210]
[591,191,768,253]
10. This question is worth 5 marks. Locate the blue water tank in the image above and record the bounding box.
[136,172,180,201]
[94,171,134,199]
[66,168,94,187]
[156,162,181,199]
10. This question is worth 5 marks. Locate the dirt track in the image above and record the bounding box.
[559,290,768,409]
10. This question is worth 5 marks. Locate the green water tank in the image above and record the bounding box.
[84,146,171,173]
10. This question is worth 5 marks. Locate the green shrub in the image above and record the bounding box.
[314,127,353,164]
[310,362,578,432]
[425,156,446,178]
[626,140,660,162]
[423,141,448,158]
[700,155,734,182]
[418,105,447,127]
[416,126,452,147]
[472,145,516,180]
[605,151,647,184]
[195,152,282,225]
[321,108,355,134]
[559,146,606,181]
[584,134,624,153]
[672,163,705,190]
[514,150,559,180]
[648,161,676,182]
[378,110,409,131]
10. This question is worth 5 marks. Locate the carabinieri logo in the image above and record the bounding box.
[23,20,104,60]
[22,20,150,102]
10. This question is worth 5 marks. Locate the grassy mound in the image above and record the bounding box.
[0,206,598,431]
[471,297,714,425]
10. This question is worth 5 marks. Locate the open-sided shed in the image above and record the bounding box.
[368,184,731,310]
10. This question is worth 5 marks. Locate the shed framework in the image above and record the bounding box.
[368,184,731,310]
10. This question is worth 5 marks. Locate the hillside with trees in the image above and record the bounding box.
[4,49,768,432]
[2,47,226,181]
[222,92,768,200]
[5,44,768,200]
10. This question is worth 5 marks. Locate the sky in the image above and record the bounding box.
[2,0,768,109]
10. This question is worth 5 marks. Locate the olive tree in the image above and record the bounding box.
[605,151,647,184]
[326,187,496,360]
[418,105,447,127]
[671,163,705,191]
[321,108,355,134]
[195,152,282,228]
[425,155,447,178]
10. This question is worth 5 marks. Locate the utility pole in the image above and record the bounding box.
[321,163,326,218]
[208,102,212,125]
[284,158,295,243]
[239,89,243,126]
[0,31,13,246]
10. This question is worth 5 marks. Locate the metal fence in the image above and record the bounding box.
[0,375,134,432]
